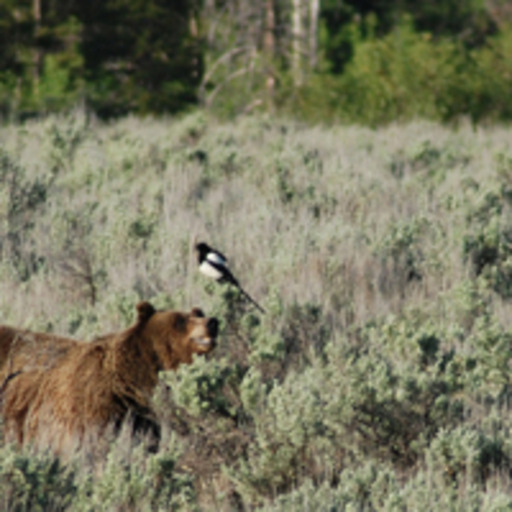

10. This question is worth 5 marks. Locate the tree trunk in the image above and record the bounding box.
[292,0,303,86]
[264,0,275,112]
[309,0,320,70]
[189,10,201,81]
[33,0,42,100]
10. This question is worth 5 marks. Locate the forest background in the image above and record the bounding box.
[2,0,512,124]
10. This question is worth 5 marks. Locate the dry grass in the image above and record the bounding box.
[2,111,512,509]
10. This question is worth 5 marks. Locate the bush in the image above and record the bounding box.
[0,445,76,512]
[326,17,469,124]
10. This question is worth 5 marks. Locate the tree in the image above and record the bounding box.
[309,0,320,69]
[265,0,277,109]
[0,0,33,114]
[77,0,202,116]
[291,0,303,86]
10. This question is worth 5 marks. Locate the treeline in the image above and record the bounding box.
[0,0,201,118]
[1,0,512,124]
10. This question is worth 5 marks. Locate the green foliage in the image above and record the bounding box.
[334,18,469,124]
[261,462,402,511]
[462,171,512,298]
[160,357,239,419]
[427,426,507,485]
[321,317,466,468]
[376,216,430,286]
[0,148,52,281]
[73,442,196,512]
[38,17,84,113]
[0,0,508,123]
[469,28,512,122]
[80,1,201,117]
[279,14,512,125]
[0,444,76,512]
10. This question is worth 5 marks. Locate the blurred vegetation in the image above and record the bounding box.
[2,113,512,509]
[2,0,512,124]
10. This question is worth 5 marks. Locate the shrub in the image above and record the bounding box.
[462,176,512,298]
[73,441,196,512]
[0,444,76,512]
[335,17,469,124]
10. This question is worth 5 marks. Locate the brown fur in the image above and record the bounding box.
[0,326,81,383]
[1,302,219,454]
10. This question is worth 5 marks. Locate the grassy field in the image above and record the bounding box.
[2,111,512,510]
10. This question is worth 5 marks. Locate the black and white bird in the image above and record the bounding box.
[195,242,266,314]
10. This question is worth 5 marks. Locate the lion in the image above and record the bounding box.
[1,302,219,455]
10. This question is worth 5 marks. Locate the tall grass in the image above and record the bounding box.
[2,111,512,509]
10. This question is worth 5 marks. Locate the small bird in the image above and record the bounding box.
[195,242,266,314]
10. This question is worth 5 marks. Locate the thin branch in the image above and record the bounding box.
[199,46,250,101]
[205,67,253,108]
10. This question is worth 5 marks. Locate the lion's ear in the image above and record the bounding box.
[136,302,156,324]
[191,307,205,318]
